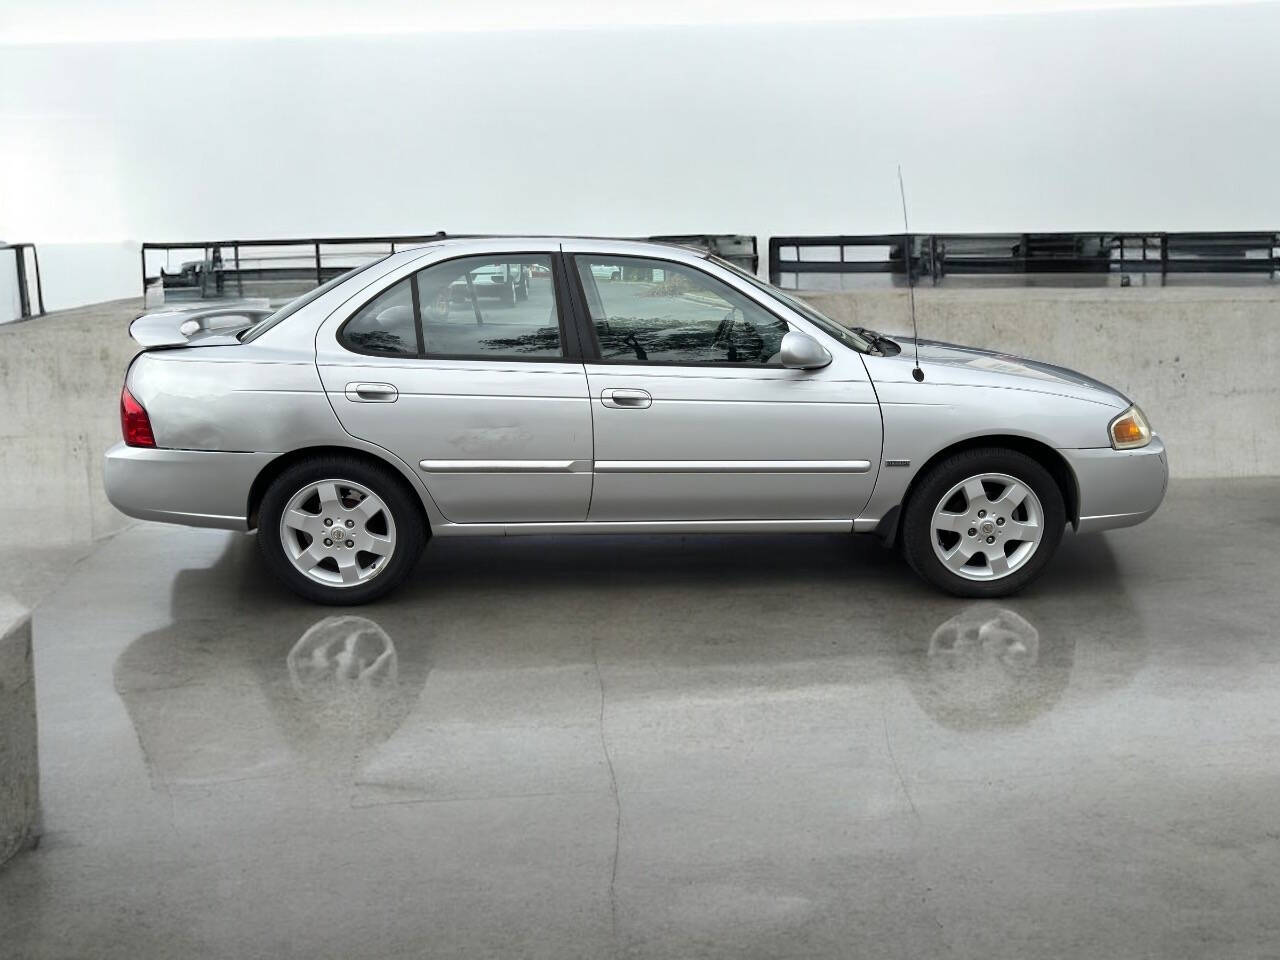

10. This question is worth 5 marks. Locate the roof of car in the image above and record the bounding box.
[397,235,705,255]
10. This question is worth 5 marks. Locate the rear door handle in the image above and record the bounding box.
[345,382,399,402]
[600,388,652,409]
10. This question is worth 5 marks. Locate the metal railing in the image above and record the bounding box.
[141,234,449,304]
[141,233,758,304]
[1,243,45,322]
[769,232,1280,289]
[649,234,758,273]
[138,229,1280,305]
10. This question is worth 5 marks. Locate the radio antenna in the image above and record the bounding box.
[897,165,924,382]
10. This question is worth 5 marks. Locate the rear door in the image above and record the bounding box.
[564,244,882,521]
[315,243,593,523]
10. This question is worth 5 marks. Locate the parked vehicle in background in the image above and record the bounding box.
[448,262,528,306]
[106,237,1167,604]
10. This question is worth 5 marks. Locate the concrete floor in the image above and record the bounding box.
[2,479,1279,959]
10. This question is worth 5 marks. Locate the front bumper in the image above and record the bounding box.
[1061,436,1168,534]
[104,443,277,531]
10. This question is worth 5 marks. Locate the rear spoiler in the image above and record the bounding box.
[129,304,275,348]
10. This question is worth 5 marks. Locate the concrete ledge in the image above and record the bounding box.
[0,298,141,548]
[0,597,39,865]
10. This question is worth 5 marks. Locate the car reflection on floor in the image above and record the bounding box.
[111,547,433,792]
[915,604,1069,729]
[898,543,1145,730]
[110,528,1147,802]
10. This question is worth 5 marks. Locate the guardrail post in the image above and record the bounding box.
[31,247,43,316]
[13,250,31,321]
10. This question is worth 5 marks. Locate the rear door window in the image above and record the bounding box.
[338,254,563,360]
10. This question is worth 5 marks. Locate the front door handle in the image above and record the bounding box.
[600,388,652,409]
[345,382,399,402]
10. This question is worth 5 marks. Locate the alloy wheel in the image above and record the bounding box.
[930,472,1044,581]
[278,479,397,587]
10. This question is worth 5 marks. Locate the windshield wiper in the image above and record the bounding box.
[850,326,902,357]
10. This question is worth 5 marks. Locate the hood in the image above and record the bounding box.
[881,337,1129,407]
[129,302,275,349]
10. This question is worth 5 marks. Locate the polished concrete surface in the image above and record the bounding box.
[2,479,1279,958]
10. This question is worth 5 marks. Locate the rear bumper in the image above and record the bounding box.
[104,443,276,531]
[1062,436,1169,534]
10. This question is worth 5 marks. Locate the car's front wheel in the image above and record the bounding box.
[258,455,427,604]
[901,448,1065,598]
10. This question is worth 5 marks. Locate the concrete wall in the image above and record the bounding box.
[0,598,38,865]
[0,299,140,546]
[804,285,1280,479]
[0,288,1275,550]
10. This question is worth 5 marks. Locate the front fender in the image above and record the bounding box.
[855,380,1117,531]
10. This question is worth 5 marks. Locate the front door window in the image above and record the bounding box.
[574,256,789,365]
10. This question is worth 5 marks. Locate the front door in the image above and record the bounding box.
[566,249,882,522]
[315,248,592,523]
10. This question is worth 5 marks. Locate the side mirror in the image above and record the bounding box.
[780,331,832,370]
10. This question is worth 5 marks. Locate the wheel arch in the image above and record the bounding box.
[246,444,432,534]
[879,434,1080,546]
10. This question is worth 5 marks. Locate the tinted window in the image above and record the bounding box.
[340,278,418,356]
[575,256,789,365]
[418,255,561,358]
[339,255,563,359]
[707,255,873,353]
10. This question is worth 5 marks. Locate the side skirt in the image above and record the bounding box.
[432,518,858,537]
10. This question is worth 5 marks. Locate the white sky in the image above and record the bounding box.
[1,0,1273,44]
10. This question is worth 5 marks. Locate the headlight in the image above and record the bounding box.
[1109,404,1152,450]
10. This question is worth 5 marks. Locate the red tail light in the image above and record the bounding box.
[121,386,156,448]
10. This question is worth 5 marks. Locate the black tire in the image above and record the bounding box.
[499,281,516,306]
[610,270,621,282]
[901,447,1065,598]
[257,454,427,605]
[515,277,529,301]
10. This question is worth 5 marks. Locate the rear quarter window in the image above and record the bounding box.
[338,279,418,356]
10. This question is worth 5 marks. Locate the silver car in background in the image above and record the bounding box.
[106,238,1167,604]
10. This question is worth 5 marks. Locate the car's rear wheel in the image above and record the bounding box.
[258,455,426,605]
[901,448,1065,598]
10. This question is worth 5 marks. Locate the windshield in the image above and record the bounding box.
[706,255,874,352]
[239,257,390,343]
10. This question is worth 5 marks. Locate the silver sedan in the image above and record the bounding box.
[106,237,1167,603]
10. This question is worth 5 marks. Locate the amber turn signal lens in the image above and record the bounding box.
[1109,405,1151,450]
[1112,417,1144,445]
